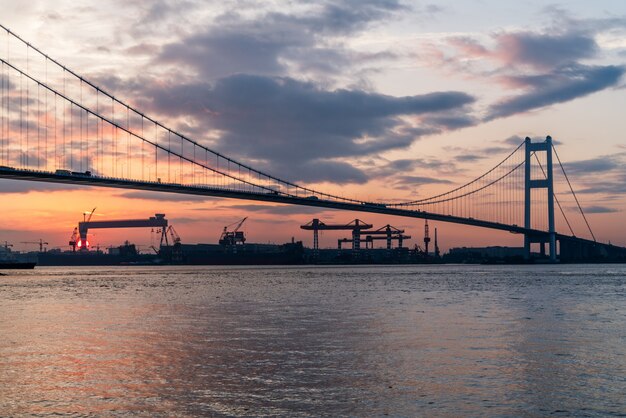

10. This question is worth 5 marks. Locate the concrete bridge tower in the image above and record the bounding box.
[524,136,556,261]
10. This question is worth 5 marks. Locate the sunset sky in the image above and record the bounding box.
[1,0,625,252]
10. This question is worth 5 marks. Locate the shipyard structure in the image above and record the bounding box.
[25,211,441,266]
[9,211,625,268]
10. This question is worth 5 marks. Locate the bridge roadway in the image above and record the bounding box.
[0,166,538,231]
[1,166,624,258]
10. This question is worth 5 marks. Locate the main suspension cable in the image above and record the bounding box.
[552,143,596,241]
[388,140,525,206]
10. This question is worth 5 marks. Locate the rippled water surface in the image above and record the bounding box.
[0,264,625,417]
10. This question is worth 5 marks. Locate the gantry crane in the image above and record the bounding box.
[301,219,373,257]
[354,224,409,250]
[362,234,411,249]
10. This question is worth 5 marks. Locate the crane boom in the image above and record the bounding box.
[233,217,248,232]
[84,207,97,223]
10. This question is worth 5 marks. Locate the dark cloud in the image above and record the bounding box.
[288,160,368,184]
[495,31,598,70]
[159,24,297,79]
[302,0,407,35]
[0,178,82,193]
[421,114,477,130]
[393,175,453,186]
[579,182,626,195]
[117,191,215,202]
[563,155,621,175]
[140,74,474,183]
[584,205,619,214]
[158,0,406,79]
[573,156,626,198]
[503,135,525,146]
[0,74,16,90]
[441,134,528,165]
[486,64,624,120]
[438,21,626,121]
[215,204,325,216]
[368,154,460,182]
[455,154,484,162]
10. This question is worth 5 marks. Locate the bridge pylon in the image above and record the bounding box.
[524,136,556,261]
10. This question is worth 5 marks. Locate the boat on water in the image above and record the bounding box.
[0,243,37,269]
[0,261,36,269]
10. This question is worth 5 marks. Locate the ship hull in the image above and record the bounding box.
[0,261,36,269]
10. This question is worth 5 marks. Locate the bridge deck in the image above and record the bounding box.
[0,166,546,235]
[1,167,623,255]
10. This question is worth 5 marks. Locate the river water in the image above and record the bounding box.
[0,265,624,417]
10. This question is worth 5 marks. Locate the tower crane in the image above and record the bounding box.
[20,239,49,252]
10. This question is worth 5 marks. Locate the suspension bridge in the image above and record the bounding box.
[0,25,623,262]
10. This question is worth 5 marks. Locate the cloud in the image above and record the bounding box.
[503,135,525,146]
[0,178,82,193]
[494,31,598,70]
[486,64,624,120]
[571,155,626,198]
[288,160,368,184]
[420,114,477,130]
[157,0,406,80]
[139,74,475,183]
[563,155,621,175]
[393,175,453,186]
[584,205,619,214]
[214,204,325,216]
[454,154,484,162]
[579,182,626,195]
[442,134,528,165]
[434,21,626,121]
[0,74,16,90]
[117,191,216,202]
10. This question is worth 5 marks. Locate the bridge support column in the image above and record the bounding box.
[524,138,531,259]
[352,229,361,252]
[546,136,556,262]
[311,219,320,260]
[524,136,557,262]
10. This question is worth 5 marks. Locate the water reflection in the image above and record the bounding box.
[0,265,624,416]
